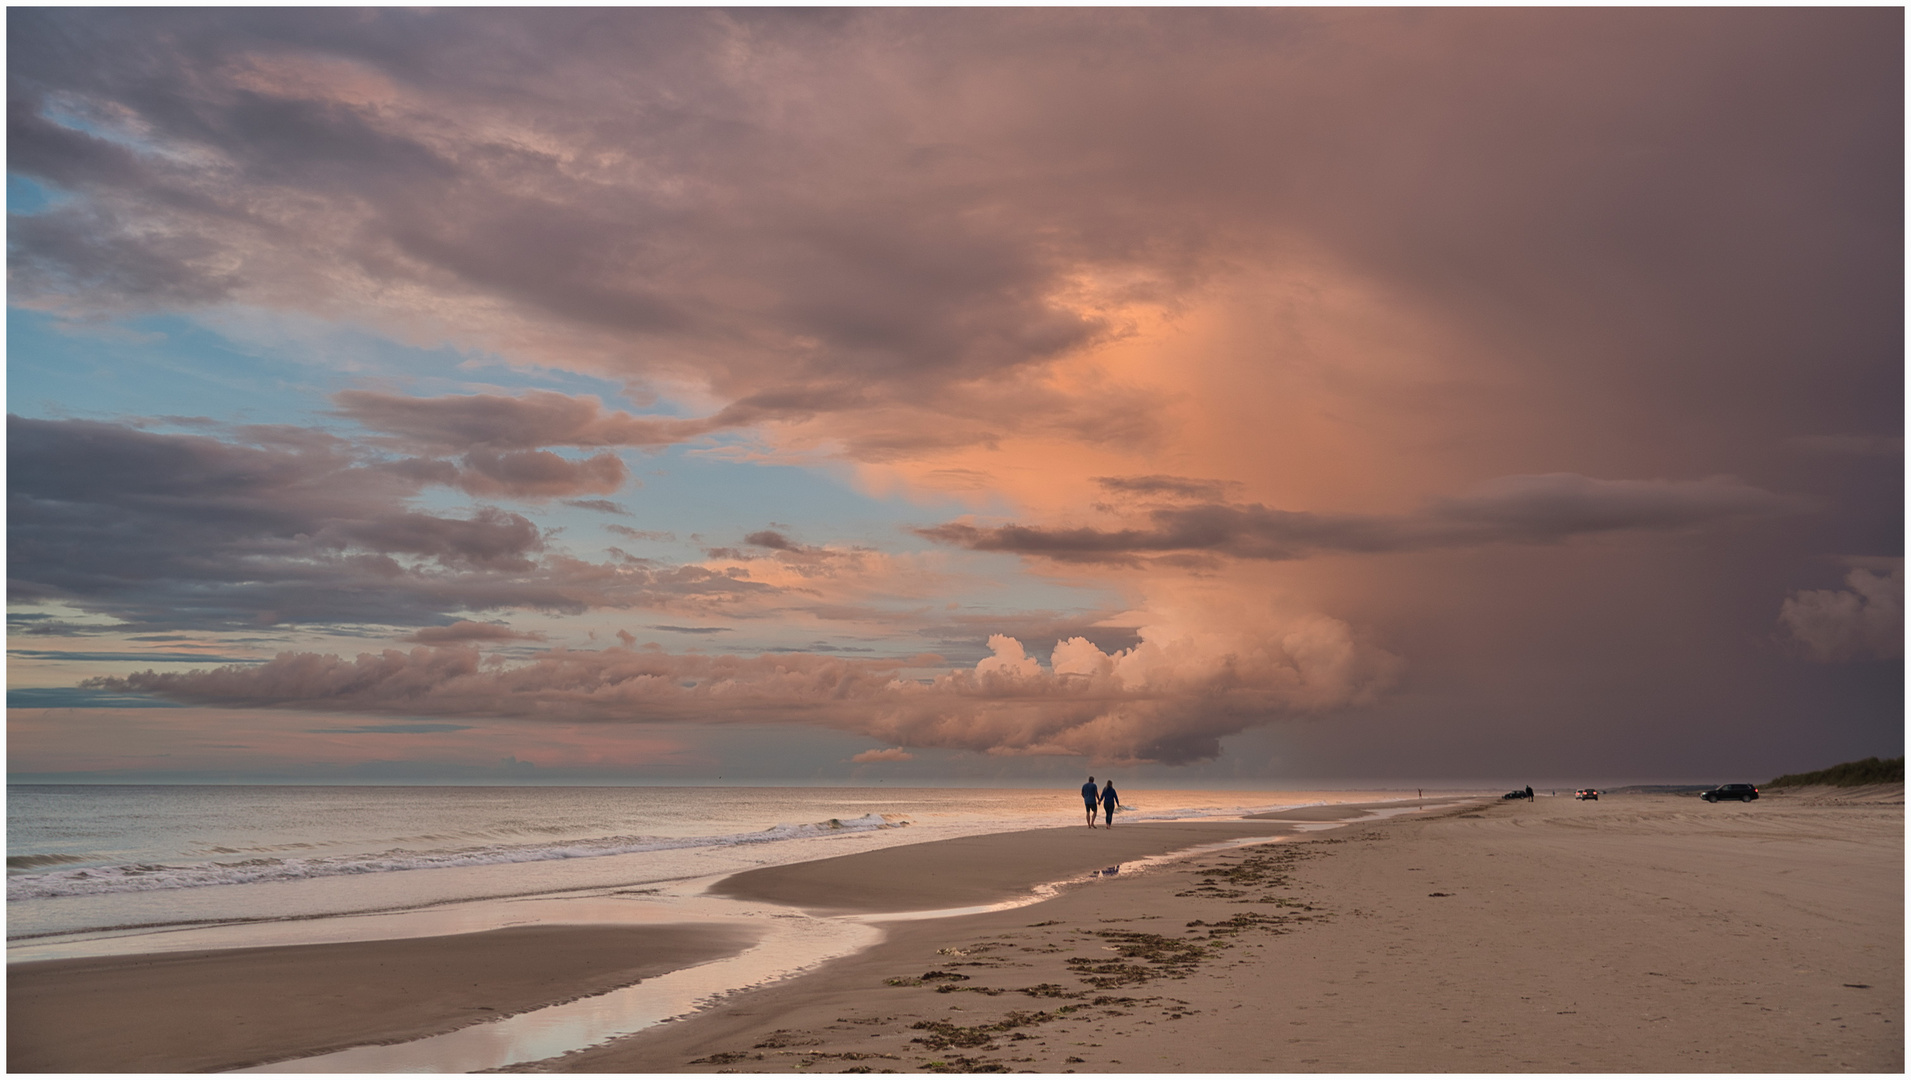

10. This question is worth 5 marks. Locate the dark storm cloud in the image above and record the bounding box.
[921,475,1797,565]
[8,416,780,631]
[7,9,1900,776]
[4,9,1107,416]
[8,9,1897,459]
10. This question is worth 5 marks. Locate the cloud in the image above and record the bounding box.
[88,604,1401,765]
[8,8,1894,475]
[449,448,628,499]
[1094,475,1241,502]
[304,723,476,734]
[332,390,734,499]
[850,747,914,763]
[333,390,719,453]
[1779,562,1903,662]
[700,529,885,581]
[919,474,1796,564]
[401,621,545,645]
[1424,474,1800,539]
[8,649,262,664]
[8,416,782,631]
[7,688,185,709]
[608,525,676,541]
[744,530,802,551]
[6,10,1898,779]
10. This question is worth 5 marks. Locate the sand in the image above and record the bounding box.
[531,791,1902,1073]
[6,923,756,1073]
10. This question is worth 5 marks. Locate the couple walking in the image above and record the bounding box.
[1081,776,1120,827]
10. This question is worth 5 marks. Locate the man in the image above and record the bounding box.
[1082,776,1100,827]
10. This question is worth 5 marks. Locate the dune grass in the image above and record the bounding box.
[1768,756,1904,788]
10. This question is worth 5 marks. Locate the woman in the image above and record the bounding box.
[1100,779,1121,827]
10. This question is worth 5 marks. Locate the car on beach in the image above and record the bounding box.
[1574,788,1599,800]
[1701,783,1759,802]
[1502,789,1533,800]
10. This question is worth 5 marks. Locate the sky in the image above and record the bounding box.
[6,8,1902,787]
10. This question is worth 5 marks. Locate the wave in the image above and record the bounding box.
[7,853,94,871]
[6,813,906,901]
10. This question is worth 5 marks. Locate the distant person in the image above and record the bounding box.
[1082,776,1100,827]
[1525,785,1534,800]
[1101,779,1121,826]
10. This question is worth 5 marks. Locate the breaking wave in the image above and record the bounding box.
[7,813,906,901]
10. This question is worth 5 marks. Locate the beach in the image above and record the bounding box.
[537,790,1902,1073]
[6,789,1901,1072]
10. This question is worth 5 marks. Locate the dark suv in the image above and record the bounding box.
[1701,783,1759,803]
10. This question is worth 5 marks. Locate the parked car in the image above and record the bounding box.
[1502,788,1533,800]
[1701,783,1759,803]
[1574,788,1599,800]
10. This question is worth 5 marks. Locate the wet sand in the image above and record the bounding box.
[7,923,756,1072]
[710,818,1314,912]
[533,791,1902,1073]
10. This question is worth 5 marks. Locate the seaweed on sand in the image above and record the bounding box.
[1066,930,1210,988]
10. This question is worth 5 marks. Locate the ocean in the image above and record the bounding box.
[8,783,1430,1071]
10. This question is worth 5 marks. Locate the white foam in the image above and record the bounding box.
[7,813,905,901]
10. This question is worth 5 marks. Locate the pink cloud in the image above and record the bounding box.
[850,748,914,763]
[88,606,1400,765]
